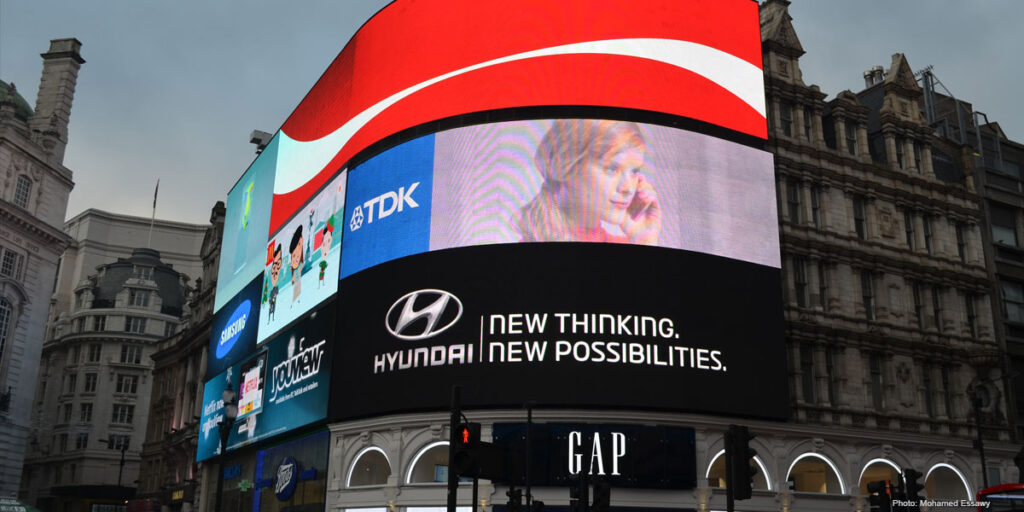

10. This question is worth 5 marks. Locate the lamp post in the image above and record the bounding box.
[214,382,238,512]
[99,436,128,487]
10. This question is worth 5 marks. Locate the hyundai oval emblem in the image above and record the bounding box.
[385,289,463,340]
[216,300,251,359]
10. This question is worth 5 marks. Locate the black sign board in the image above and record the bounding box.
[491,423,696,490]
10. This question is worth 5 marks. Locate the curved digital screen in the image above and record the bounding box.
[340,119,779,278]
[269,0,766,234]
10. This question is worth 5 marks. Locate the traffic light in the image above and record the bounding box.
[725,425,757,500]
[591,479,610,512]
[506,487,523,512]
[452,422,481,477]
[866,480,892,512]
[569,473,589,512]
[903,469,924,501]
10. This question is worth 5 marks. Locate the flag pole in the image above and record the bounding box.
[148,179,159,248]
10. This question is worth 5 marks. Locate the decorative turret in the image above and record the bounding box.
[29,38,85,164]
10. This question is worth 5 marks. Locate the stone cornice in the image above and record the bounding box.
[0,201,73,249]
[0,129,74,186]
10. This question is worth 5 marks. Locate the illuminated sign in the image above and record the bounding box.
[269,0,765,235]
[170,490,184,501]
[493,423,695,489]
[208,275,262,377]
[274,457,300,502]
[198,305,334,462]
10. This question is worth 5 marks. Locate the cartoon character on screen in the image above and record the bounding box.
[318,215,335,289]
[289,225,304,306]
[517,119,661,244]
[267,244,282,322]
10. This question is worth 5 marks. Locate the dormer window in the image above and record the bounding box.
[13,176,31,208]
[133,266,152,280]
[845,121,858,156]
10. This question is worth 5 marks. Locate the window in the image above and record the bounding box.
[800,344,815,403]
[54,466,62,485]
[779,102,794,137]
[955,222,967,262]
[92,315,106,332]
[786,179,802,223]
[803,108,813,140]
[1003,282,1024,323]
[125,317,147,334]
[845,120,858,155]
[869,354,885,411]
[133,266,152,280]
[922,365,935,417]
[71,345,80,364]
[87,344,101,362]
[13,175,31,208]
[810,186,822,228]
[991,204,1018,246]
[121,345,142,364]
[825,349,836,405]
[65,374,77,394]
[109,434,131,451]
[163,322,175,338]
[1004,161,1022,178]
[965,293,977,337]
[128,289,150,307]
[0,299,10,363]
[904,211,916,250]
[83,373,97,393]
[932,287,944,331]
[0,247,25,281]
[941,367,954,417]
[896,137,905,169]
[853,195,867,239]
[62,403,72,423]
[913,142,923,172]
[861,271,875,321]
[111,404,134,424]
[923,215,933,254]
[75,432,89,450]
[74,317,85,333]
[80,403,92,422]
[58,433,68,453]
[817,262,829,311]
[912,281,924,329]
[116,374,138,394]
[792,257,808,308]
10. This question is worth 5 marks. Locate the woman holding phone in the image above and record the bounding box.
[517,119,662,244]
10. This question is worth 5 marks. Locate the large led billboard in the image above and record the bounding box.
[198,303,333,462]
[329,118,786,420]
[341,119,778,278]
[268,0,765,235]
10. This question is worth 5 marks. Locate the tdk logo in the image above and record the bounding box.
[216,300,251,359]
[350,182,420,231]
[386,289,462,340]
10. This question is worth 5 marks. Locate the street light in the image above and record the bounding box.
[214,382,237,512]
[99,436,128,487]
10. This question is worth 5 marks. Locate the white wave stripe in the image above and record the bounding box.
[274,38,766,195]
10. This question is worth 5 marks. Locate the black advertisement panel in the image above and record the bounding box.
[208,275,263,378]
[492,423,695,489]
[330,243,787,420]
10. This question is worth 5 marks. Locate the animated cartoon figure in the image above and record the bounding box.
[289,225,304,306]
[268,244,282,322]
[318,215,335,288]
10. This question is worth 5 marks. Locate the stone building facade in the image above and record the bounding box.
[19,210,210,510]
[136,202,223,512]
[0,38,83,496]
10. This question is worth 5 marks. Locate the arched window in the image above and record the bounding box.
[705,449,771,490]
[407,442,450,484]
[925,463,971,500]
[13,176,31,209]
[348,447,392,487]
[858,459,902,494]
[0,298,12,362]
[786,453,845,494]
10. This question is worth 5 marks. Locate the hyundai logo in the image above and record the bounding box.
[385,289,463,340]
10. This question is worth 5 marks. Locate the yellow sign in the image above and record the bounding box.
[171,490,184,501]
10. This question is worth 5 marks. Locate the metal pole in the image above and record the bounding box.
[215,421,230,512]
[448,386,462,512]
[526,404,532,512]
[973,393,990,488]
[472,476,478,512]
[118,445,126,487]
[724,429,734,512]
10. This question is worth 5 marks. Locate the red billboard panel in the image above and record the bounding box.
[269,0,766,234]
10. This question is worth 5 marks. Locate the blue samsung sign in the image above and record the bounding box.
[217,299,251,359]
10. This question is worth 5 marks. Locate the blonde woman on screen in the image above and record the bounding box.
[517,119,661,244]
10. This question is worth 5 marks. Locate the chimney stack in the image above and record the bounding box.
[30,38,85,164]
[862,65,885,88]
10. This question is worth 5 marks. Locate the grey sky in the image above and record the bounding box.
[2,1,1021,225]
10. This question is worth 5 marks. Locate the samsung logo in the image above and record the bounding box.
[386,289,462,341]
[216,300,251,359]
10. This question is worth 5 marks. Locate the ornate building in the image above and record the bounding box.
[0,38,83,496]
[136,202,223,512]
[19,210,210,510]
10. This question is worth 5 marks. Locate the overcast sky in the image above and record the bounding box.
[2,1,1021,225]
